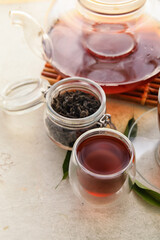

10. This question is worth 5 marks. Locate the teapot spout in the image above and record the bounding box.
[9,10,53,62]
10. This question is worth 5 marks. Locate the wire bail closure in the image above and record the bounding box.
[97,114,116,129]
[42,85,51,98]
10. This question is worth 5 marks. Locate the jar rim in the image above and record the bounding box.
[46,77,106,128]
[73,128,135,179]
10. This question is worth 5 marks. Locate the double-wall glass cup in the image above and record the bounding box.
[128,104,160,192]
[69,128,136,206]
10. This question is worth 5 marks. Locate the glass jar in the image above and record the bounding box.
[44,77,114,150]
[69,128,136,206]
[0,77,114,150]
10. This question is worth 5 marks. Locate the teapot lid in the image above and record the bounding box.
[0,78,50,114]
[78,0,146,14]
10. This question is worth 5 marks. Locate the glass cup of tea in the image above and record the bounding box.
[69,128,136,206]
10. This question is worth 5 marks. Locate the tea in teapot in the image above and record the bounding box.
[10,0,160,93]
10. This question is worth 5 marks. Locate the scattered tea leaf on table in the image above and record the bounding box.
[55,150,72,189]
[133,180,160,207]
[62,150,72,180]
[134,180,160,202]
[124,117,137,139]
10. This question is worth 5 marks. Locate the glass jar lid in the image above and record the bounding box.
[0,78,50,114]
[78,0,146,14]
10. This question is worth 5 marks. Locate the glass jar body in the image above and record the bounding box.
[44,77,106,150]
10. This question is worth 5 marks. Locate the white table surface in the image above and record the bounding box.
[0,1,159,240]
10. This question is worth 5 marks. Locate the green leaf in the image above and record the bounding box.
[62,171,69,181]
[133,180,160,207]
[124,117,137,139]
[128,177,134,190]
[62,150,72,180]
[134,180,160,202]
[55,150,72,189]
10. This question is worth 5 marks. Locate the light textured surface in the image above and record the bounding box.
[0,0,44,4]
[0,1,159,239]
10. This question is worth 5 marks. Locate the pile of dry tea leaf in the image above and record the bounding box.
[51,90,100,118]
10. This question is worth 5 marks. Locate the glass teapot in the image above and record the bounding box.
[10,0,160,93]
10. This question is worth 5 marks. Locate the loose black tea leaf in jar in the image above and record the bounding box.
[45,117,81,147]
[51,90,101,118]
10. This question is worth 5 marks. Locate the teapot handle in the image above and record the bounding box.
[9,10,53,63]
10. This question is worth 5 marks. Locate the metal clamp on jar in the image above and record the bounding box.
[0,77,115,150]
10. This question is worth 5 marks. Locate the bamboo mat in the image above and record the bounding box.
[41,62,159,106]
